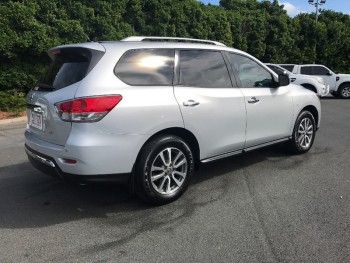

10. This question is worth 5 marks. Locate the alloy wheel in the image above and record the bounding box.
[150,147,188,195]
[341,87,350,98]
[297,118,314,149]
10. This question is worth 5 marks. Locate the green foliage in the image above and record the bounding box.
[0,90,26,113]
[1,0,350,104]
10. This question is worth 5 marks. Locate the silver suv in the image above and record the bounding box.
[25,36,321,204]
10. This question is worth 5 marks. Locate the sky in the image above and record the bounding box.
[199,0,350,17]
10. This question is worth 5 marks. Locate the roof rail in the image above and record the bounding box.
[121,36,226,47]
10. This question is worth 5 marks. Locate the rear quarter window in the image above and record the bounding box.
[114,49,174,86]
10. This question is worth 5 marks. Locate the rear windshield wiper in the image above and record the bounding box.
[33,83,55,91]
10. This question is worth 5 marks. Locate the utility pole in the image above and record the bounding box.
[308,0,327,63]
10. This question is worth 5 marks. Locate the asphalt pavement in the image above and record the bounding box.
[0,97,349,263]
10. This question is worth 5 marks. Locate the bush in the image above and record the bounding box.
[0,90,26,113]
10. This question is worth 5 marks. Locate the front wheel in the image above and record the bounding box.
[135,135,194,205]
[287,111,316,154]
[338,85,350,99]
[330,91,338,97]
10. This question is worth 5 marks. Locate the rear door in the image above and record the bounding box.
[226,53,294,148]
[26,46,105,145]
[174,49,246,160]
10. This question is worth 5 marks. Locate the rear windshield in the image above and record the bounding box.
[37,48,103,91]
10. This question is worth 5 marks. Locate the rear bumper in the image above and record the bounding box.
[25,144,130,184]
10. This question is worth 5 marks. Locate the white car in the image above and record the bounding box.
[266,63,329,97]
[279,64,350,99]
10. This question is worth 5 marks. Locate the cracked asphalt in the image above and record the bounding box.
[0,97,349,263]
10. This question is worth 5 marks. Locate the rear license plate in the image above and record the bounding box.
[30,111,43,130]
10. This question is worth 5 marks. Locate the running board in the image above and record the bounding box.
[200,137,291,163]
[243,137,290,152]
[201,150,243,163]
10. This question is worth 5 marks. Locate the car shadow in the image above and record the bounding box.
[0,143,317,233]
[320,96,341,100]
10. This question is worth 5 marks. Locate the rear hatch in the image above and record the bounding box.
[26,44,105,145]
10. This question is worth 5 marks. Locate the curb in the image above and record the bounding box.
[0,116,27,125]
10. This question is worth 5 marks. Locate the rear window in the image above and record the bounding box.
[38,48,103,91]
[114,49,174,86]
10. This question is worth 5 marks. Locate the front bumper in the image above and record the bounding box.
[322,84,330,97]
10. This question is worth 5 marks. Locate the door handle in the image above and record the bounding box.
[183,100,200,107]
[248,97,260,104]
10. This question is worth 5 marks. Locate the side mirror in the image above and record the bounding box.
[278,73,290,87]
[327,71,333,76]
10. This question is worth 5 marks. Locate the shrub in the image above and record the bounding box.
[0,90,26,114]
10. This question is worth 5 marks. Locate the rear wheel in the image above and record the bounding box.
[287,111,316,154]
[135,135,194,205]
[338,84,350,99]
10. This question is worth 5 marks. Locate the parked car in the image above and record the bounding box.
[25,36,321,204]
[279,64,350,99]
[265,63,329,97]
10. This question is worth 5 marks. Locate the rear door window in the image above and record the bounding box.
[114,49,174,86]
[300,66,312,75]
[178,50,232,88]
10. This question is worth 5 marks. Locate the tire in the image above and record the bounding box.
[287,111,316,154]
[135,135,194,205]
[330,91,338,97]
[338,84,350,99]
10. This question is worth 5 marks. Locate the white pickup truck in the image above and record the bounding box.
[266,63,329,97]
[279,64,350,99]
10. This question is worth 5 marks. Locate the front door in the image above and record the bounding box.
[226,53,294,148]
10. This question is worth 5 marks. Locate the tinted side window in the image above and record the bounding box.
[179,50,232,88]
[300,66,312,75]
[312,66,329,75]
[115,49,174,86]
[228,53,274,88]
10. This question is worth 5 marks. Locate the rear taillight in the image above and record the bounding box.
[54,95,122,122]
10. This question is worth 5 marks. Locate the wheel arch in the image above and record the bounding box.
[137,127,200,170]
[301,105,319,128]
[336,82,350,98]
[300,83,317,94]
[339,81,350,89]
